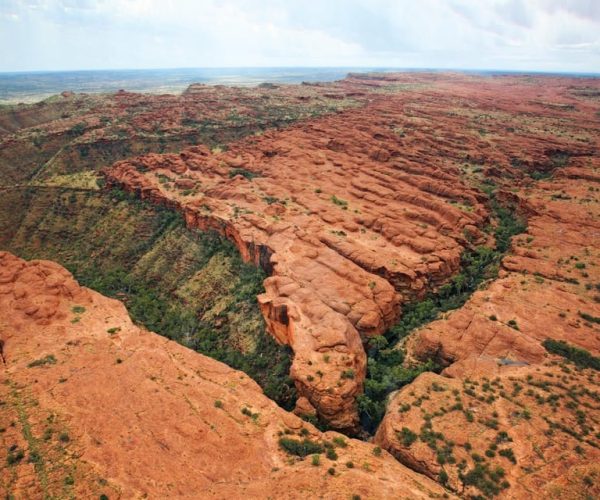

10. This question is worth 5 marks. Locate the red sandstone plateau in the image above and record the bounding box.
[0,251,447,499]
[1,72,600,499]
[104,73,600,432]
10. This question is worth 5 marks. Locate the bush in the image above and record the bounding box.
[278,438,324,457]
[439,469,449,485]
[332,436,347,448]
[542,339,600,370]
[229,168,258,180]
[397,427,418,447]
[7,447,24,465]
[28,355,57,368]
[498,448,517,464]
[579,311,600,324]
[330,195,348,208]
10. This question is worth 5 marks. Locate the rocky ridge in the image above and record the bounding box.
[0,251,448,499]
[104,80,491,430]
[104,73,600,432]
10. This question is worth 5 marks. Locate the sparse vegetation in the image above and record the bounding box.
[542,339,600,370]
[229,168,258,180]
[28,355,57,368]
[330,195,348,208]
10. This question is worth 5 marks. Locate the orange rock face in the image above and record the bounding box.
[357,74,599,498]
[103,72,600,432]
[0,251,447,499]
[411,161,599,369]
[104,75,498,430]
[375,369,600,499]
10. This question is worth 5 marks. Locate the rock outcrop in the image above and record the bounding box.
[370,74,600,499]
[0,251,447,499]
[375,369,600,499]
[412,163,599,368]
[104,86,489,430]
[103,72,600,432]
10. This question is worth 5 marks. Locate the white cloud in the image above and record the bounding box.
[0,0,598,71]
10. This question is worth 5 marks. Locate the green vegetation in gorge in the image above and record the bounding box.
[358,189,527,433]
[0,187,296,410]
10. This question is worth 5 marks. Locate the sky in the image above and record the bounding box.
[1,0,599,73]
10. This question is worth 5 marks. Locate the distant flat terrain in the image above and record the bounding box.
[0,67,364,104]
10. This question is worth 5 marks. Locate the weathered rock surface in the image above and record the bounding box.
[412,165,599,368]
[370,74,600,498]
[104,72,600,431]
[103,74,517,429]
[0,82,358,186]
[375,369,600,499]
[0,251,448,499]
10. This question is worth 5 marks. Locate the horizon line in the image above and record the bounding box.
[1,66,600,77]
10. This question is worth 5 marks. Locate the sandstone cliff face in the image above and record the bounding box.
[102,72,600,431]
[2,72,599,497]
[104,76,494,430]
[0,251,448,499]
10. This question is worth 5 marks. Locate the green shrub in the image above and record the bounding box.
[229,168,258,180]
[278,438,324,457]
[397,427,418,447]
[330,195,348,207]
[579,311,600,324]
[332,436,347,448]
[28,355,57,368]
[439,469,449,485]
[498,448,517,464]
[542,339,600,370]
[7,447,25,465]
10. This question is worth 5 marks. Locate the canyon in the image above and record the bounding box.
[1,72,599,498]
